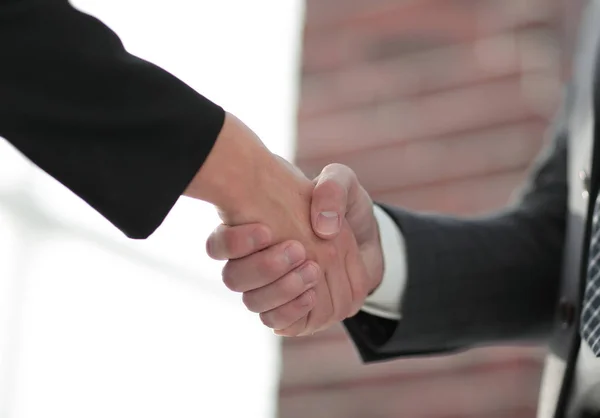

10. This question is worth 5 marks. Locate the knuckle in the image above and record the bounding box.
[325,163,355,181]
[241,291,261,313]
[206,234,223,260]
[209,225,232,258]
[259,311,274,328]
[315,180,343,205]
[296,289,316,312]
[281,319,307,337]
[334,162,356,180]
[281,273,306,298]
[261,296,310,331]
[205,236,216,258]
[255,253,282,279]
[224,224,268,257]
[322,243,339,260]
[222,228,244,256]
[325,181,346,202]
[323,162,344,174]
[344,165,357,181]
[279,309,302,329]
[307,260,322,277]
[221,263,239,291]
[322,163,337,171]
[276,329,294,337]
[287,327,304,337]
[250,225,272,248]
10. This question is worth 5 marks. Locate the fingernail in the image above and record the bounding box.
[317,212,340,236]
[284,243,305,265]
[298,263,318,286]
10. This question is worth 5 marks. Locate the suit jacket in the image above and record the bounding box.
[345,2,600,417]
[0,0,224,238]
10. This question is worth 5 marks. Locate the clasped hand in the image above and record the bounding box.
[207,162,384,337]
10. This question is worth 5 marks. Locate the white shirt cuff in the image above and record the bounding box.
[361,205,407,320]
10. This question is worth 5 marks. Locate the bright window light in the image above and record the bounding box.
[0,1,305,417]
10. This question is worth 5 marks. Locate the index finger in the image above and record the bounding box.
[206,223,273,260]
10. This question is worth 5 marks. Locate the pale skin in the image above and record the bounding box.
[186,113,377,336]
[206,163,384,336]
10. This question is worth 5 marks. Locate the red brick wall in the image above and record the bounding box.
[279,0,576,417]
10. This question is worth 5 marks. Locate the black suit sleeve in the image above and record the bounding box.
[344,89,571,363]
[0,0,225,238]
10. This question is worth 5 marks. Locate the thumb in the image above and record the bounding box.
[311,164,356,239]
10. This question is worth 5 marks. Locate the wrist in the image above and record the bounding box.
[185,112,273,212]
[185,112,314,232]
[221,156,314,235]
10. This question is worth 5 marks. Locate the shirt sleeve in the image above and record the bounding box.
[0,0,225,239]
[361,204,408,320]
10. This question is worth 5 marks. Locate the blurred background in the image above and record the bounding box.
[287,0,581,417]
[0,0,586,417]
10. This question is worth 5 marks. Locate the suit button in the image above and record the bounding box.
[580,170,590,199]
[558,298,575,329]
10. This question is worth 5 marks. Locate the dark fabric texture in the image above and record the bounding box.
[0,0,225,238]
[344,101,569,361]
[340,2,600,417]
[580,196,600,356]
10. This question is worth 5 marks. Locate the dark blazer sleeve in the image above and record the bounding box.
[0,0,225,239]
[344,90,571,363]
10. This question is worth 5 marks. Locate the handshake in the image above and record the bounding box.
[188,113,385,337]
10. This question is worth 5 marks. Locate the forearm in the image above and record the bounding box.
[346,116,569,361]
[184,113,313,229]
[184,113,270,210]
[346,204,566,362]
[0,0,225,238]
[398,204,563,342]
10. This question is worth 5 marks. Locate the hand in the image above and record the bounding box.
[186,114,373,336]
[310,164,383,287]
[206,163,384,336]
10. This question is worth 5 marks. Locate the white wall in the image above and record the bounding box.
[0,1,304,417]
